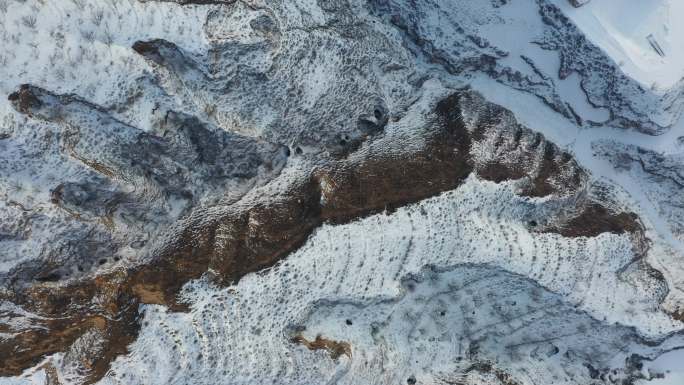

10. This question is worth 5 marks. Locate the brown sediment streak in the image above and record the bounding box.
[0,89,647,382]
[292,334,352,359]
[544,203,642,238]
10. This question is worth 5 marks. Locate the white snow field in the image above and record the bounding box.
[553,0,684,90]
[638,348,684,385]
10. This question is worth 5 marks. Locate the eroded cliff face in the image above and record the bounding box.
[1,1,684,384]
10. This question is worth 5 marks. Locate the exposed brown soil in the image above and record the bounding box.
[7,84,42,114]
[545,203,641,238]
[0,88,649,383]
[292,334,352,359]
[464,361,522,385]
[672,309,684,322]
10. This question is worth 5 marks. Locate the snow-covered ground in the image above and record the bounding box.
[639,348,684,385]
[471,70,684,317]
[0,0,211,131]
[552,0,684,90]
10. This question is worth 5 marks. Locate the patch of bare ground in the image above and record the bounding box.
[545,203,641,238]
[292,334,352,359]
